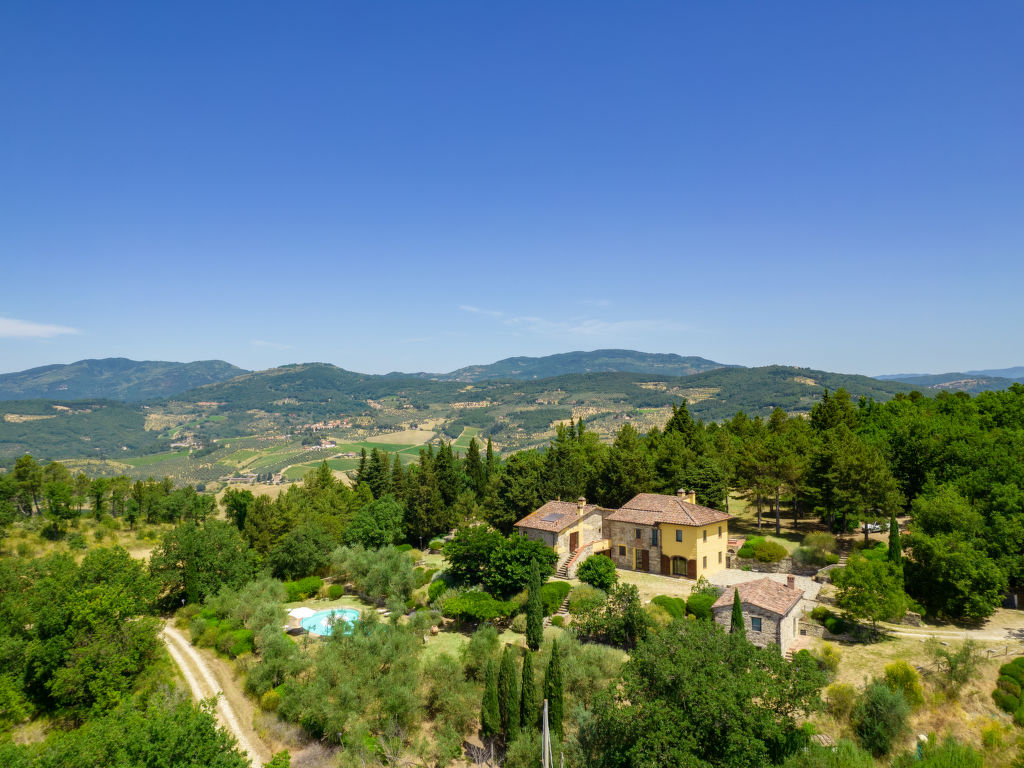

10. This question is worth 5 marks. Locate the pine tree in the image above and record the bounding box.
[525,560,544,651]
[391,456,407,503]
[356,448,367,482]
[520,648,537,730]
[888,511,902,568]
[498,645,519,740]
[481,657,500,739]
[730,588,746,639]
[544,639,564,740]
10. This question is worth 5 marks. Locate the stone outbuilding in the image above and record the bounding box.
[712,575,804,653]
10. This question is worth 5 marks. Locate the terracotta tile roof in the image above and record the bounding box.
[604,493,732,527]
[514,501,605,533]
[712,578,803,616]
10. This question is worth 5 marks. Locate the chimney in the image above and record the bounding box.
[787,575,796,591]
[577,496,586,516]
[678,489,696,504]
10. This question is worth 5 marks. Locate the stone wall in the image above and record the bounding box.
[732,556,819,577]
[604,519,661,573]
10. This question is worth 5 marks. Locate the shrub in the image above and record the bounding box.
[736,536,764,559]
[406,548,423,563]
[284,576,323,602]
[540,582,572,616]
[793,546,839,567]
[198,627,220,647]
[260,688,280,711]
[551,615,565,627]
[753,540,788,563]
[327,584,345,599]
[803,532,837,553]
[575,554,618,591]
[686,592,717,621]
[428,538,444,550]
[884,660,924,709]
[826,683,857,721]
[993,689,1020,713]
[1000,658,1024,685]
[68,533,87,550]
[510,613,527,633]
[810,605,830,622]
[651,595,685,621]
[645,603,674,626]
[567,584,606,615]
[428,579,449,603]
[394,543,413,552]
[227,629,255,658]
[442,590,517,623]
[1014,708,1024,727]
[462,624,499,681]
[852,680,910,756]
[998,676,1022,698]
[813,643,841,680]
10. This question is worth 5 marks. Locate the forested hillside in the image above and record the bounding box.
[395,349,732,381]
[0,358,247,401]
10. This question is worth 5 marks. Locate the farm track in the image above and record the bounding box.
[161,623,270,767]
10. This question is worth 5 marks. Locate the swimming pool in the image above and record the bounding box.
[300,608,360,636]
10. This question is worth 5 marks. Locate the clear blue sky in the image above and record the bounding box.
[2,2,1021,376]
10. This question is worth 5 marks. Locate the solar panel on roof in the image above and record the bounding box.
[541,512,562,522]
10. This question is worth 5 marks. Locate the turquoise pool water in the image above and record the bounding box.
[300,608,360,636]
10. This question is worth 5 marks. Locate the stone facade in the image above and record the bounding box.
[714,602,801,653]
[604,519,662,573]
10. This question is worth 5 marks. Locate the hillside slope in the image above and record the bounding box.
[0,358,248,401]
[391,349,732,382]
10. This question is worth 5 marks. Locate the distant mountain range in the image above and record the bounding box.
[0,358,248,401]
[875,366,1024,394]
[390,349,734,382]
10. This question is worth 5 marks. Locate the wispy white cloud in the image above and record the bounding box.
[458,304,504,318]
[250,339,291,350]
[0,316,80,338]
[457,306,688,338]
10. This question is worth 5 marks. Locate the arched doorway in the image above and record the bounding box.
[671,556,687,576]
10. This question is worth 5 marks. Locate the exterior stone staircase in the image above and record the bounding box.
[543,592,573,627]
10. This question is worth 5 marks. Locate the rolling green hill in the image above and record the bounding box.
[0,361,917,469]
[390,349,732,382]
[0,358,247,401]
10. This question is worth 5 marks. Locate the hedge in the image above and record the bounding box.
[284,576,323,602]
[540,582,572,616]
[994,689,1021,714]
[327,584,345,599]
[736,536,764,559]
[651,595,685,621]
[442,590,517,622]
[686,592,717,621]
[998,676,1022,698]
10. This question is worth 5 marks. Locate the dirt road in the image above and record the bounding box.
[162,623,270,767]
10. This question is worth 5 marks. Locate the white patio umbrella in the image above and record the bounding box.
[286,606,316,629]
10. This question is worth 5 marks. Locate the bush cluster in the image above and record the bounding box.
[283,576,322,602]
[189,607,255,659]
[753,539,788,563]
[540,582,572,616]
[993,657,1024,723]
[810,606,851,635]
[567,584,607,615]
[651,595,685,620]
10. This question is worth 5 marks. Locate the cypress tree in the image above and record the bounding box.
[356,448,367,482]
[465,437,485,496]
[730,588,745,638]
[498,646,519,740]
[525,560,544,651]
[520,648,537,730]
[485,438,497,479]
[481,657,500,739]
[887,511,902,568]
[544,639,564,740]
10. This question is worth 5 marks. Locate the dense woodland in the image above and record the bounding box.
[0,385,1022,766]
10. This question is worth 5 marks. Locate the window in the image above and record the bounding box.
[703,529,707,542]
[635,528,641,540]
[618,546,626,556]
[718,551,722,563]
[751,617,762,632]
[702,556,707,569]
[718,526,722,538]
[676,529,682,542]
[671,557,686,576]
[651,529,658,546]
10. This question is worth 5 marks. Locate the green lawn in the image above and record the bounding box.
[452,427,481,451]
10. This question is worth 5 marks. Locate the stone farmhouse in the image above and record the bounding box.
[712,576,804,652]
[514,489,732,580]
